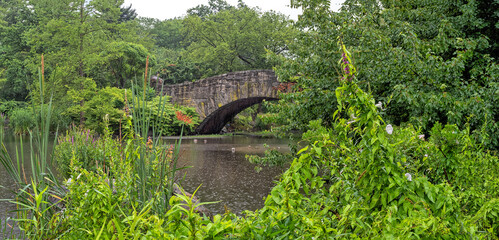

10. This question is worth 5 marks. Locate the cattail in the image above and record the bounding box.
[143,55,149,98]
[41,54,44,81]
[41,54,45,97]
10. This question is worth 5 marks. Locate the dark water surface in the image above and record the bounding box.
[163,135,290,215]
[0,134,289,219]
[0,133,58,236]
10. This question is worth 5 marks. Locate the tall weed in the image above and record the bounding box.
[0,55,64,238]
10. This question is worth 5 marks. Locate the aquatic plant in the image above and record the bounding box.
[0,55,65,239]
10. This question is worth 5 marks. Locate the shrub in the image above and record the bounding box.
[0,100,28,116]
[83,87,126,134]
[135,96,199,135]
[9,107,35,134]
[53,126,106,178]
[231,115,253,132]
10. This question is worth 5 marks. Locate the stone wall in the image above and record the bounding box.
[155,70,279,119]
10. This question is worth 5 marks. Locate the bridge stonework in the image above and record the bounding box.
[154,70,280,134]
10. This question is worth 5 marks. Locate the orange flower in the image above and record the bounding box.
[176,111,192,125]
[146,136,153,149]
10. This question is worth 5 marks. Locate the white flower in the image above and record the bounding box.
[425,154,428,158]
[375,101,383,108]
[386,124,393,135]
[66,178,72,186]
[405,173,412,182]
[418,134,425,140]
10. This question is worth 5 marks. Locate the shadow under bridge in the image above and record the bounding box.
[195,97,278,134]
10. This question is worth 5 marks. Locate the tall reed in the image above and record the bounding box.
[0,55,63,238]
[0,112,6,142]
[129,56,185,214]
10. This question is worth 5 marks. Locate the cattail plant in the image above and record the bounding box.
[0,55,64,239]
[128,55,188,215]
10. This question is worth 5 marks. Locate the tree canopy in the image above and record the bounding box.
[274,0,499,150]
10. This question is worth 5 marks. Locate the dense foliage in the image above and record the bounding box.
[3,39,498,239]
[182,2,296,77]
[273,0,499,150]
[1,0,498,238]
[0,0,294,134]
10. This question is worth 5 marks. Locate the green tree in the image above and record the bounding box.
[0,0,38,101]
[99,41,152,88]
[153,47,204,84]
[187,0,233,19]
[119,4,137,22]
[150,18,185,50]
[182,1,296,77]
[275,0,499,149]
[23,0,149,124]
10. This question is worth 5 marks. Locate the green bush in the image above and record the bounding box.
[36,105,70,132]
[82,87,126,134]
[136,96,199,135]
[63,169,132,239]
[0,100,28,116]
[231,115,253,132]
[73,88,198,136]
[9,107,34,134]
[53,126,108,178]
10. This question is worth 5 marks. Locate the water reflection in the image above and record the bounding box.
[0,135,36,214]
[164,136,289,215]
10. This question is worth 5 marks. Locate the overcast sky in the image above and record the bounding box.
[122,0,345,21]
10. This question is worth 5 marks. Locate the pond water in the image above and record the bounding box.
[0,134,290,219]
[164,135,290,215]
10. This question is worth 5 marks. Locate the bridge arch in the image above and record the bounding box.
[154,70,281,134]
[195,97,278,134]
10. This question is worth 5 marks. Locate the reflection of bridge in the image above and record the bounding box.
[153,70,280,134]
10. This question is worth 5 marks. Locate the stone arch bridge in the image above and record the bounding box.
[153,70,282,134]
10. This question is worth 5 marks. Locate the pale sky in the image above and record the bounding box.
[122,0,345,21]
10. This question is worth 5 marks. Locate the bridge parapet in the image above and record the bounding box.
[155,70,279,119]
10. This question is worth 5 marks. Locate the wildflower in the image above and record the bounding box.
[405,173,412,181]
[425,154,428,158]
[418,134,425,140]
[341,53,349,64]
[386,124,393,135]
[147,136,153,149]
[176,111,192,125]
[375,101,382,109]
[66,178,72,186]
